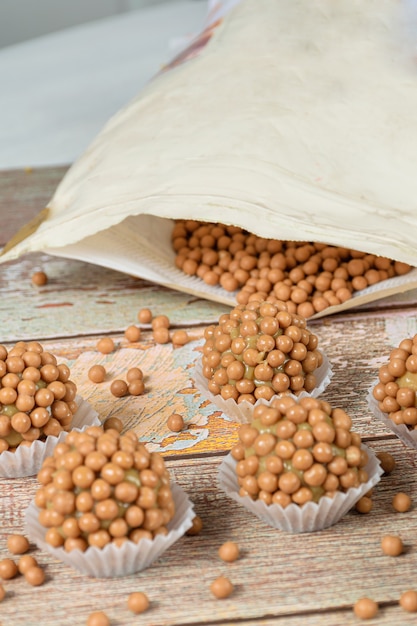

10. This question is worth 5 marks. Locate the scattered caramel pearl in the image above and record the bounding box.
[399,590,417,613]
[127,591,150,614]
[128,380,145,396]
[153,327,170,344]
[353,597,378,620]
[32,271,48,286]
[210,576,234,599]
[87,611,110,626]
[24,566,45,586]
[126,367,143,382]
[185,515,203,536]
[171,330,189,346]
[7,534,30,555]
[381,535,403,556]
[167,413,184,432]
[0,559,18,579]
[110,380,128,398]
[218,541,240,562]
[17,555,38,574]
[96,338,115,354]
[376,451,395,474]
[103,417,123,433]
[355,496,372,514]
[138,308,153,324]
[88,365,106,383]
[152,315,170,330]
[393,492,412,512]
[125,325,141,342]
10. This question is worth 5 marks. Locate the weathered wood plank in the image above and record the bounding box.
[0,167,68,245]
[0,439,415,626]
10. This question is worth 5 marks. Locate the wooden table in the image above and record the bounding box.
[1,167,417,626]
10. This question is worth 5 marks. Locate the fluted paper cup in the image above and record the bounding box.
[218,445,382,533]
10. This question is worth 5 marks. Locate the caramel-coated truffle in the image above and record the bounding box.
[185,515,203,536]
[96,338,115,355]
[35,426,176,551]
[202,300,322,404]
[381,535,403,557]
[32,271,48,286]
[167,413,184,433]
[87,611,110,626]
[232,397,368,505]
[392,492,412,513]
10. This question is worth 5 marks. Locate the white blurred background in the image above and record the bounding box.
[0,0,208,169]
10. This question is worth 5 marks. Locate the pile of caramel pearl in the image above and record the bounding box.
[201,300,322,403]
[372,334,417,429]
[172,220,411,317]
[35,426,175,551]
[230,397,369,505]
[0,341,78,453]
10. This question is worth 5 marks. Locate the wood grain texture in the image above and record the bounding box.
[0,167,68,245]
[0,439,416,626]
[2,167,417,625]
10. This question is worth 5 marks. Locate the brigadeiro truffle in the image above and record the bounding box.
[368,334,417,449]
[194,300,332,423]
[25,426,194,577]
[218,397,382,532]
[0,341,100,478]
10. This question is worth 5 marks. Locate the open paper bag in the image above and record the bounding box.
[2,0,417,317]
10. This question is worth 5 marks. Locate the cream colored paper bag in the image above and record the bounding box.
[3,0,417,317]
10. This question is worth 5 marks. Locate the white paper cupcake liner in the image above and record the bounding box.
[218,445,382,533]
[193,349,333,424]
[0,396,101,479]
[25,483,194,578]
[367,381,417,449]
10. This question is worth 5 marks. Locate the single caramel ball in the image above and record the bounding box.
[88,365,106,384]
[171,330,189,346]
[167,413,184,433]
[218,541,240,562]
[24,566,45,586]
[376,451,396,474]
[152,315,170,330]
[353,597,378,620]
[32,271,48,286]
[355,496,372,514]
[210,576,234,599]
[137,308,152,324]
[87,611,110,626]
[96,338,115,354]
[17,555,38,574]
[126,367,143,382]
[128,380,145,396]
[127,591,150,614]
[153,327,170,344]
[110,380,128,398]
[124,325,141,342]
[381,535,403,556]
[399,590,417,612]
[185,515,203,536]
[0,559,18,580]
[7,534,30,555]
[103,417,123,433]
[393,492,412,513]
